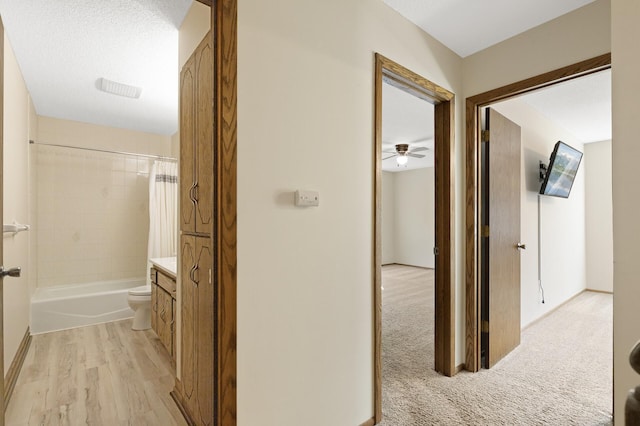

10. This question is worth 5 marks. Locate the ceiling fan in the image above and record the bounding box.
[383,143,428,166]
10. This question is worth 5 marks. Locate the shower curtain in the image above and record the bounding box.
[148,160,178,261]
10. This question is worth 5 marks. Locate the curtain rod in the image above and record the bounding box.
[29,140,178,162]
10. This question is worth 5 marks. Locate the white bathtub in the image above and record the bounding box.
[30,278,145,334]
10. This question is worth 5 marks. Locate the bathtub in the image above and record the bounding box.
[30,278,145,334]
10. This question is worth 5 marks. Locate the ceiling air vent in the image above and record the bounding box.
[98,78,142,99]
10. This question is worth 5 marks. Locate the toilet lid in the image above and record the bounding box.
[129,285,152,296]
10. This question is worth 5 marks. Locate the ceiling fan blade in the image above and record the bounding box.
[410,147,429,153]
[382,149,397,154]
[407,153,425,158]
[382,154,397,161]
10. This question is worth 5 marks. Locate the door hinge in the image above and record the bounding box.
[482,225,490,238]
[481,130,490,142]
[481,320,489,333]
[209,269,212,285]
[433,247,439,256]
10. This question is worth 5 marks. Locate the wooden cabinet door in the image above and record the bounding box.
[180,235,214,424]
[181,32,213,236]
[180,55,196,234]
[172,298,176,363]
[181,236,197,401]
[160,289,174,356]
[194,237,213,425]
[194,34,214,235]
[151,283,158,333]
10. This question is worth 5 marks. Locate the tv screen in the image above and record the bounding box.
[539,141,583,198]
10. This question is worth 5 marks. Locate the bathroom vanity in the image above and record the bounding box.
[149,257,177,363]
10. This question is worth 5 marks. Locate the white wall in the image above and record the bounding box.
[381,171,396,264]
[463,0,611,97]
[234,0,612,423]
[178,1,211,70]
[3,35,33,372]
[382,168,435,268]
[393,168,435,268]
[584,140,613,293]
[612,0,640,420]
[237,0,463,424]
[492,99,587,328]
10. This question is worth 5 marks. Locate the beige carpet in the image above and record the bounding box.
[380,264,613,426]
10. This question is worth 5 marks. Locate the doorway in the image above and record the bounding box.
[373,54,455,423]
[465,53,612,371]
[0,1,238,424]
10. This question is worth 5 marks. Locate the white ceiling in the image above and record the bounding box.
[382,0,597,58]
[0,0,192,136]
[0,0,610,144]
[519,69,611,144]
[382,82,434,172]
[381,0,610,174]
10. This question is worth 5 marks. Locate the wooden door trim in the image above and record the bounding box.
[374,53,455,423]
[212,0,237,425]
[0,17,5,426]
[464,53,611,372]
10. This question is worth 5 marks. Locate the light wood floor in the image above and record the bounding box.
[5,319,186,426]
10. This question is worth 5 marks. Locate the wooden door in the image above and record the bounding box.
[180,55,196,233]
[482,108,522,368]
[195,34,213,235]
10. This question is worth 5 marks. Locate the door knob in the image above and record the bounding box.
[0,266,21,278]
[516,243,526,250]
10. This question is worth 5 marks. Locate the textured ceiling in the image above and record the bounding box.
[0,0,192,136]
[382,0,597,57]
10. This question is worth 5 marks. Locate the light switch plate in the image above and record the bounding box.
[295,190,319,207]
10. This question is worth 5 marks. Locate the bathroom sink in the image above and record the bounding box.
[149,256,177,277]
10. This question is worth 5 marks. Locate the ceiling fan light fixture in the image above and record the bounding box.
[396,155,408,166]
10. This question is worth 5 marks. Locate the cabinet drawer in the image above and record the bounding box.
[157,271,176,297]
[150,268,158,284]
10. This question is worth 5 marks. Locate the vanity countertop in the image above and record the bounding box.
[150,256,177,279]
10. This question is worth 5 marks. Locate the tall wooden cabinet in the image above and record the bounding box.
[173,31,215,426]
[180,31,214,236]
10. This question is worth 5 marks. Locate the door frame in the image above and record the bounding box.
[0,16,5,426]
[373,54,455,423]
[464,53,611,372]
[204,0,237,424]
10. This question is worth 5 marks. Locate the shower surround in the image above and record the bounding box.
[35,145,152,287]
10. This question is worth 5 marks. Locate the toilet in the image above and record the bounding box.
[127,285,152,330]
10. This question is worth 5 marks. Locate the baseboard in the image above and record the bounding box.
[359,417,375,426]
[5,327,32,404]
[171,379,195,426]
[382,263,434,270]
[585,288,613,295]
[522,290,585,331]
[454,363,465,375]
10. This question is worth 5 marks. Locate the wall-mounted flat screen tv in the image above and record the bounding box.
[539,141,583,198]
